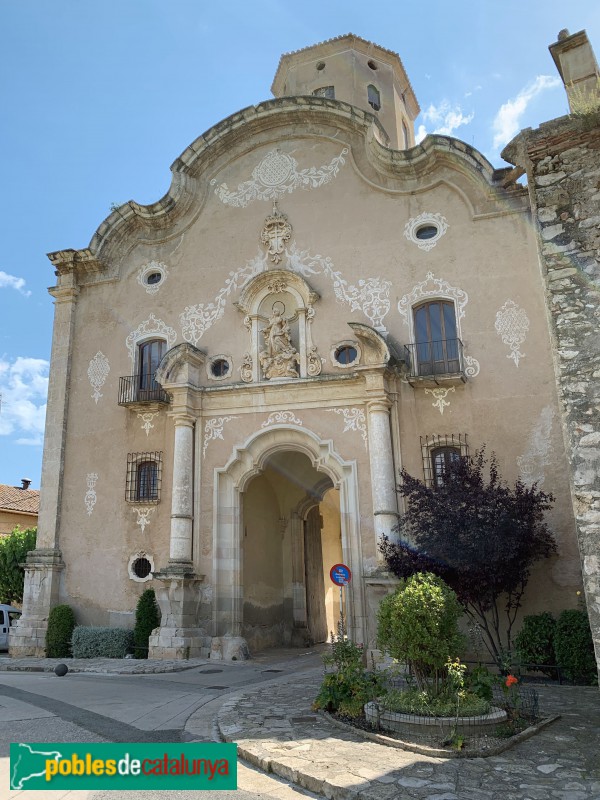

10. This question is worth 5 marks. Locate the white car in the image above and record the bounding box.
[0,604,21,650]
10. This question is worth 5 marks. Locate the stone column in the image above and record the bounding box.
[290,511,310,645]
[366,398,398,549]
[169,415,195,564]
[10,279,78,657]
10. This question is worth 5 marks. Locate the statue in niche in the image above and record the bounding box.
[259,302,299,379]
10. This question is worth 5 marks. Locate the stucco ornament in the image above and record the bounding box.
[287,243,391,333]
[240,353,253,383]
[464,355,480,378]
[211,147,348,207]
[516,405,555,486]
[87,352,110,403]
[398,272,468,326]
[126,314,177,362]
[84,473,98,516]
[261,411,303,427]
[203,416,240,459]
[425,386,455,415]
[137,261,169,295]
[138,412,159,436]
[495,300,530,367]
[128,551,154,583]
[259,305,300,379]
[132,507,153,532]
[404,212,449,251]
[260,203,292,264]
[331,407,368,451]
[181,252,267,345]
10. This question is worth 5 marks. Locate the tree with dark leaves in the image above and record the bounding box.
[380,449,556,666]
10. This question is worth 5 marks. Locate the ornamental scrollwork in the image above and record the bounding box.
[84,473,98,516]
[261,411,303,427]
[126,314,177,362]
[211,148,349,208]
[260,203,292,265]
[404,212,448,251]
[495,300,529,367]
[425,387,455,415]
[398,272,468,326]
[202,416,240,459]
[331,408,368,451]
[87,352,110,404]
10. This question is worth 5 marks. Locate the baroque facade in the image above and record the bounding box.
[10,32,598,667]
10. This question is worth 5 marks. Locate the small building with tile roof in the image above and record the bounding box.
[0,481,39,536]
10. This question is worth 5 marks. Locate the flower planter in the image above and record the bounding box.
[364,701,507,739]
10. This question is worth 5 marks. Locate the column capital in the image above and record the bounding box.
[169,412,196,428]
[367,397,392,414]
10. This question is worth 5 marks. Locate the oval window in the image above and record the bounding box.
[211,358,230,378]
[146,272,162,286]
[133,557,152,579]
[335,345,358,365]
[415,225,439,241]
[316,61,326,71]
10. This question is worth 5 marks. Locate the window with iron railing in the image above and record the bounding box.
[126,452,163,503]
[420,434,469,487]
[406,301,463,377]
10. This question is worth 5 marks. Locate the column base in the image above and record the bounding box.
[148,627,212,660]
[209,635,250,661]
[9,549,64,658]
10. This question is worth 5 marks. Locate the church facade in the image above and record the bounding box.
[11,33,595,661]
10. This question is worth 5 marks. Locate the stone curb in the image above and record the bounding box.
[0,657,211,674]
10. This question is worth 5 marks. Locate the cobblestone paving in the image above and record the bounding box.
[218,668,600,800]
[0,656,211,673]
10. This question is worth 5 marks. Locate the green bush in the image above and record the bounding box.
[377,572,465,692]
[515,612,556,676]
[554,608,597,685]
[0,526,37,604]
[72,627,134,659]
[381,687,490,717]
[133,589,160,658]
[45,605,76,658]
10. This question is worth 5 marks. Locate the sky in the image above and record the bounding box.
[1,1,599,489]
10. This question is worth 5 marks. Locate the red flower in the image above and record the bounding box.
[505,675,518,688]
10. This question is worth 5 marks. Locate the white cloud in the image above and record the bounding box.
[492,75,562,150]
[416,101,475,143]
[0,271,31,297]
[0,357,49,446]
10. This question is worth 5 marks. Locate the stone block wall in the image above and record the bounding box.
[504,115,600,680]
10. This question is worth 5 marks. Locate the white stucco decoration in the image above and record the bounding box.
[398,272,468,327]
[331,407,368,451]
[425,386,455,415]
[211,148,348,207]
[87,352,110,403]
[287,243,391,333]
[261,411,303,427]
[137,261,169,295]
[126,314,177,363]
[516,406,555,486]
[132,507,153,532]
[138,412,159,437]
[203,416,240,459]
[84,473,98,516]
[181,252,267,345]
[404,212,449,251]
[128,551,155,583]
[495,300,530,367]
[464,355,480,378]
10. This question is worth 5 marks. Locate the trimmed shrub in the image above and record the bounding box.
[72,627,134,659]
[377,572,465,692]
[133,589,160,658]
[46,605,76,658]
[515,612,556,676]
[554,608,597,685]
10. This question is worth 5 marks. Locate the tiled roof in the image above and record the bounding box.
[0,484,40,515]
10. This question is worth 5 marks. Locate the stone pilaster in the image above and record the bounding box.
[10,280,77,657]
[503,110,600,681]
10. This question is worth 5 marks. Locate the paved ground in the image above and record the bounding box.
[1,650,599,799]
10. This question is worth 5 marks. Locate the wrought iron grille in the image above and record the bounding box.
[404,338,464,379]
[420,434,469,486]
[126,452,163,503]
[118,375,169,405]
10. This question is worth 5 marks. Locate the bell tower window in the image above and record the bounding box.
[367,84,381,111]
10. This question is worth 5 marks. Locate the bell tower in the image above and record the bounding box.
[271,33,420,151]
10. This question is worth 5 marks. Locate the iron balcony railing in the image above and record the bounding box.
[118,375,170,406]
[404,338,464,379]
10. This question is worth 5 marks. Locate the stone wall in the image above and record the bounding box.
[504,114,600,680]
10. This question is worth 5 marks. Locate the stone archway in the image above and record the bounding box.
[211,425,366,654]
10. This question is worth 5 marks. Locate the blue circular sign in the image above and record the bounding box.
[330,563,352,586]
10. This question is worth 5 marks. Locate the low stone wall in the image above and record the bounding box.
[364,701,507,739]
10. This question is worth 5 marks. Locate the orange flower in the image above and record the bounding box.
[505,675,518,688]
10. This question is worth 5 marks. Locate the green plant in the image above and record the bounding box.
[515,612,556,676]
[554,608,597,685]
[377,573,465,692]
[0,526,37,604]
[133,589,160,659]
[467,665,495,702]
[313,624,383,717]
[71,627,134,659]
[45,605,76,658]
[381,687,490,717]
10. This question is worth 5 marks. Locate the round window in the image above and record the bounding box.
[368,60,378,70]
[210,358,230,378]
[132,557,152,579]
[335,345,358,365]
[145,272,162,286]
[415,225,439,241]
[316,61,326,71]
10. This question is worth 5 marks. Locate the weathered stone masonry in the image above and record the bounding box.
[504,114,600,679]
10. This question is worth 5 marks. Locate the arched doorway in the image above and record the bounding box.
[213,425,366,652]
